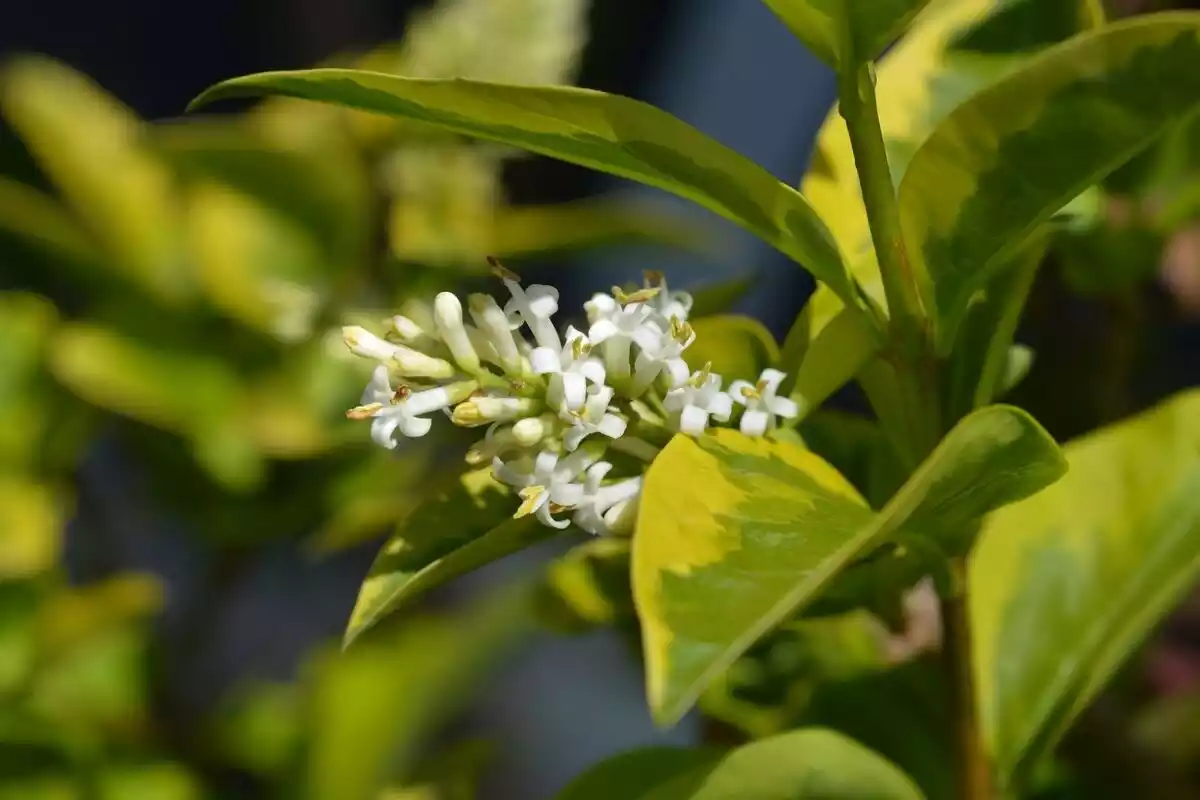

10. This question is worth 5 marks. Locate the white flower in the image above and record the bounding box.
[584,291,619,325]
[664,367,733,435]
[588,301,661,381]
[347,366,474,447]
[729,368,799,437]
[630,317,695,396]
[502,277,561,352]
[468,293,521,372]
[493,448,599,529]
[532,325,606,412]
[561,384,627,451]
[434,292,481,373]
[571,461,642,536]
[342,326,454,379]
[387,313,428,344]
[644,272,693,328]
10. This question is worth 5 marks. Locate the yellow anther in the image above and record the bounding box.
[515,485,547,518]
[571,336,590,360]
[345,403,383,420]
[688,361,713,388]
[740,385,760,401]
[612,285,661,305]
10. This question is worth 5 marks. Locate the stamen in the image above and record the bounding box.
[345,403,383,420]
[392,385,411,403]
[515,485,546,517]
[643,269,664,288]
[612,285,661,305]
[740,385,760,401]
[486,255,521,282]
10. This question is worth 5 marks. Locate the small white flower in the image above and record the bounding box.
[630,317,695,396]
[493,448,598,529]
[342,326,454,379]
[588,302,661,381]
[664,367,733,435]
[533,326,606,412]
[468,293,521,372]
[562,384,627,451]
[347,366,474,447]
[584,292,619,325]
[387,314,428,344]
[434,292,481,373]
[502,278,561,352]
[644,272,693,328]
[571,461,642,536]
[729,368,799,437]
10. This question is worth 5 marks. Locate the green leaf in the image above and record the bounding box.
[634,407,1064,723]
[537,537,633,633]
[779,302,879,420]
[971,389,1200,786]
[684,315,779,384]
[0,57,183,299]
[940,235,1046,422]
[344,469,552,647]
[898,12,1200,349]
[0,478,62,580]
[949,0,1106,54]
[762,1,934,68]
[644,728,925,800]
[310,584,531,800]
[188,70,855,302]
[492,198,713,258]
[556,747,720,800]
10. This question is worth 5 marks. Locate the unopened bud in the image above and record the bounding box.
[468,293,520,369]
[512,416,548,446]
[434,292,480,373]
[388,314,426,343]
[343,326,397,361]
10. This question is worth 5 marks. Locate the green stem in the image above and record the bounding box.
[837,61,940,460]
[941,558,994,800]
[837,62,929,350]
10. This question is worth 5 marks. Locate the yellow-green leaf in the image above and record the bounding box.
[899,12,1200,348]
[189,70,855,303]
[0,57,183,298]
[635,406,1064,723]
[0,478,62,580]
[763,0,934,67]
[972,389,1200,786]
[344,469,551,647]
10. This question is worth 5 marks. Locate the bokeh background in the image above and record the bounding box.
[1,0,1198,798]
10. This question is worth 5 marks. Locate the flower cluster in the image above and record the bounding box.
[342,262,799,535]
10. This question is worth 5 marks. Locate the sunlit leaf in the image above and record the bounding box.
[972,389,1200,786]
[0,57,183,298]
[635,407,1064,723]
[345,469,552,646]
[762,0,934,67]
[0,177,105,277]
[189,71,856,302]
[899,13,1200,348]
[779,302,879,420]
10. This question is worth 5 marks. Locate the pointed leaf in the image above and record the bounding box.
[763,0,934,67]
[344,469,552,646]
[635,407,1064,723]
[189,70,855,301]
[688,276,753,318]
[898,12,1200,348]
[972,389,1200,785]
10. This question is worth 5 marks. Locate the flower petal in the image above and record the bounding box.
[740,409,770,437]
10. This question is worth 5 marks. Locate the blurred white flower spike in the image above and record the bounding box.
[340,262,799,535]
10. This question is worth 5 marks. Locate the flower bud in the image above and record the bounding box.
[468,293,520,370]
[512,415,549,446]
[434,292,480,373]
